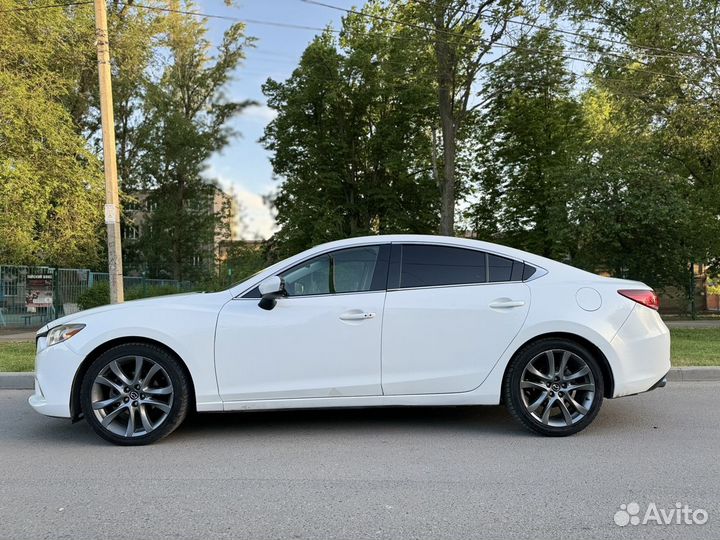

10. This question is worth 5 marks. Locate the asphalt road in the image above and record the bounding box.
[0,383,718,540]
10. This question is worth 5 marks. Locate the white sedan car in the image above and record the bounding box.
[30,235,670,445]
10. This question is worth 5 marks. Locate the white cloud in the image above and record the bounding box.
[233,186,277,241]
[205,166,277,240]
[241,104,278,124]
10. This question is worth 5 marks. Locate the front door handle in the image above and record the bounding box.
[339,311,376,321]
[489,300,526,309]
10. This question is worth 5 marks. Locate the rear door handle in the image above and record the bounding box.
[339,311,376,321]
[489,300,525,309]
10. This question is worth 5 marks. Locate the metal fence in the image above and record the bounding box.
[0,265,189,328]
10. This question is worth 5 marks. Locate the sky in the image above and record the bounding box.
[197,0,358,239]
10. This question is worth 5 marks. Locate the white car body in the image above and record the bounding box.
[30,235,670,421]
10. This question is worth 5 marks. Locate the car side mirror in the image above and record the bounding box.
[258,276,286,311]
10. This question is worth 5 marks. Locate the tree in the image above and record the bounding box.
[0,1,104,267]
[401,0,523,235]
[130,4,253,281]
[263,6,439,259]
[550,0,720,303]
[466,29,585,259]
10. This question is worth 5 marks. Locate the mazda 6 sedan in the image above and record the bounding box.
[30,235,670,445]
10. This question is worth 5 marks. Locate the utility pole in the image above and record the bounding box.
[94,0,124,303]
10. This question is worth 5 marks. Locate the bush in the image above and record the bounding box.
[77,282,185,310]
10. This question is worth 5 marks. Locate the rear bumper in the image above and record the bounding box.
[609,306,671,398]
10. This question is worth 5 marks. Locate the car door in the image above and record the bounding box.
[215,244,389,402]
[381,243,531,395]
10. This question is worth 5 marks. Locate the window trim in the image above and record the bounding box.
[236,240,546,299]
[240,243,390,299]
[388,243,535,292]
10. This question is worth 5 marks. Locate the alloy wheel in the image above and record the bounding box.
[90,355,174,438]
[519,349,596,427]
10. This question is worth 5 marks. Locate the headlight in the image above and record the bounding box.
[46,324,86,348]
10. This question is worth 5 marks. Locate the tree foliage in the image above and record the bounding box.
[263,6,440,258]
[0,1,103,267]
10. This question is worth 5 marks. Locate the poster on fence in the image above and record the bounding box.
[25,274,53,312]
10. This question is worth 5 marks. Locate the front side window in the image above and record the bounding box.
[398,245,487,288]
[278,245,383,297]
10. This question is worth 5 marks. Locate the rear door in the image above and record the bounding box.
[381,243,531,395]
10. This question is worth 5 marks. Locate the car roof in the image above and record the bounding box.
[228,234,590,297]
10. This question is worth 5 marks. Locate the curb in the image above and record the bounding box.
[0,373,34,390]
[1,367,720,391]
[665,367,720,382]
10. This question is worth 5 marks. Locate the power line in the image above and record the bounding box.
[0,1,92,12]
[408,0,718,65]
[300,0,716,90]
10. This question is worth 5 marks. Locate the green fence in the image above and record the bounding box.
[0,265,189,328]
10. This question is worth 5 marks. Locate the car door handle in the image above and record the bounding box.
[489,300,526,309]
[339,311,376,321]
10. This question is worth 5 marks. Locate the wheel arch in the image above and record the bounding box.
[501,332,614,399]
[70,336,197,422]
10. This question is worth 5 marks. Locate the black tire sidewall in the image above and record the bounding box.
[80,343,189,446]
[505,338,604,437]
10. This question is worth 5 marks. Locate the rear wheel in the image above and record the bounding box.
[504,338,604,436]
[80,343,190,445]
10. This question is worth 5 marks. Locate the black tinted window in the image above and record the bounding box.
[399,245,487,288]
[488,254,524,282]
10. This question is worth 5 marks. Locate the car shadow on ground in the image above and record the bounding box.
[16,394,647,446]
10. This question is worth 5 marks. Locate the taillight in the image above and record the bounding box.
[618,289,660,310]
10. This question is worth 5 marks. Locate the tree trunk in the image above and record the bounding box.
[435,18,456,237]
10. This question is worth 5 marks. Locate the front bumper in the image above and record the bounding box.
[28,340,84,419]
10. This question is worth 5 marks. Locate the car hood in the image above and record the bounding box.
[38,291,230,334]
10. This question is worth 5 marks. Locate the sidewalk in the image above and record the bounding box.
[0,330,37,343]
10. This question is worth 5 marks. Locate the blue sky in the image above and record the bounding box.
[197,0,358,239]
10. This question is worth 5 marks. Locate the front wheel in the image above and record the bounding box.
[80,343,190,445]
[504,338,604,436]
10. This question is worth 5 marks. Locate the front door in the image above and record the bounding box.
[215,244,389,402]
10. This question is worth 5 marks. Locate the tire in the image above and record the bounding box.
[504,338,604,437]
[80,343,190,446]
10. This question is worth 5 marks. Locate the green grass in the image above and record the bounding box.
[0,328,718,372]
[0,342,35,372]
[670,328,720,366]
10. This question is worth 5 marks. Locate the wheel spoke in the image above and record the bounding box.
[92,395,122,410]
[558,351,570,377]
[109,360,132,386]
[139,404,154,433]
[125,407,136,437]
[521,380,548,391]
[131,356,144,385]
[566,394,589,415]
[101,404,127,427]
[96,376,123,393]
[526,364,551,381]
[142,363,161,387]
[567,382,595,393]
[565,365,590,381]
[141,398,171,414]
[541,398,556,424]
[558,399,573,426]
[144,385,172,396]
[545,351,555,378]
[527,391,548,413]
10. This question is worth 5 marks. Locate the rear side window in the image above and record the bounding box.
[489,254,525,282]
[397,245,487,288]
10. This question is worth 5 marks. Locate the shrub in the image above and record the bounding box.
[77,282,185,310]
